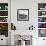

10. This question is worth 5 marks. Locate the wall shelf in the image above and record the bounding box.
[0,22,8,23]
[0,10,8,11]
[0,16,8,17]
[38,22,46,23]
[0,3,8,37]
[38,28,46,29]
[38,10,46,11]
[38,16,46,17]
[38,3,46,37]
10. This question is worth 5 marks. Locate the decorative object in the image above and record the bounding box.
[38,17,46,22]
[5,6,8,10]
[42,12,45,15]
[29,25,35,30]
[0,11,8,16]
[39,29,46,37]
[38,3,46,10]
[0,17,8,22]
[15,35,32,46]
[0,6,1,10]
[21,40,25,46]
[17,9,29,21]
[11,23,16,30]
[38,23,46,28]
[0,3,8,10]
[0,23,8,37]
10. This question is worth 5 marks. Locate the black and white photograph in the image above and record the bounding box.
[17,9,29,21]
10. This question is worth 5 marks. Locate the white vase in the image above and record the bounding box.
[21,40,25,46]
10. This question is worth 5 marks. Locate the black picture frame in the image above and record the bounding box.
[17,9,29,21]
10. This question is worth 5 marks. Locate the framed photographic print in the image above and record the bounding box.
[17,9,29,21]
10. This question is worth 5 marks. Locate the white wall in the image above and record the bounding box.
[11,0,46,30]
[11,0,46,46]
[11,0,38,30]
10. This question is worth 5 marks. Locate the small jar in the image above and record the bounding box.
[42,12,45,15]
